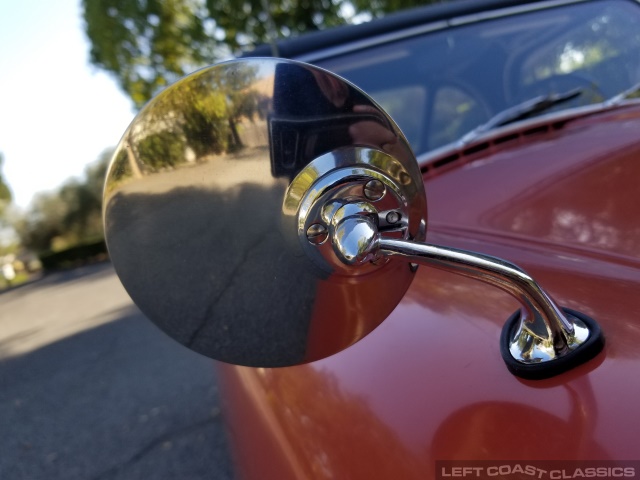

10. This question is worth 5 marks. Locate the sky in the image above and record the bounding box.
[0,0,135,209]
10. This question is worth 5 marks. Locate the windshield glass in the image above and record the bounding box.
[314,0,640,154]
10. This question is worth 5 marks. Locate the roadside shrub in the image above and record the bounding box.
[39,240,108,271]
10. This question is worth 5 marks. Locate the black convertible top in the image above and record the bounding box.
[244,0,551,59]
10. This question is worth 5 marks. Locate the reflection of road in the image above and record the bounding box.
[106,152,318,367]
[0,263,233,480]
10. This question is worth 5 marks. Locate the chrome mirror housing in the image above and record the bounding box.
[104,58,603,377]
[104,59,426,367]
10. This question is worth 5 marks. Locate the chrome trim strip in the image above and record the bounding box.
[448,0,587,26]
[295,21,448,64]
[296,0,589,64]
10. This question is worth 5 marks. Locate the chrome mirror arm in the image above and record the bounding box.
[331,213,604,379]
[379,238,575,345]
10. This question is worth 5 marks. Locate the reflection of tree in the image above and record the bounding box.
[122,64,266,174]
[137,131,186,170]
[106,149,135,189]
[522,7,640,99]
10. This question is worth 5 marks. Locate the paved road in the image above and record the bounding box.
[0,263,235,480]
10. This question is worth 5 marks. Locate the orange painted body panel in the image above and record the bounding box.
[218,104,640,479]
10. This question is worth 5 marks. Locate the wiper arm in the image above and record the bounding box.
[459,87,582,145]
[604,81,640,106]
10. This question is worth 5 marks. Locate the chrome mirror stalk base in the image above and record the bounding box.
[378,238,604,379]
[500,308,604,380]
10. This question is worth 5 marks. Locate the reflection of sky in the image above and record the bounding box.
[0,0,134,208]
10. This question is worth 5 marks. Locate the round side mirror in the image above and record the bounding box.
[105,58,603,378]
[104,58,427,367]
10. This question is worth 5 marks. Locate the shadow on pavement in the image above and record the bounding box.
[0,303,235,480]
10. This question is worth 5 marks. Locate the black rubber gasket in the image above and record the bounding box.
[500,307,604,380]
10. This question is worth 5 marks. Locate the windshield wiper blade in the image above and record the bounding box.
[459,87,582,145]
[604,81,640,106]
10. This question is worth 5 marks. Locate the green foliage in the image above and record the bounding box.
[16,149,113,254]
[107,149,133,185]
[82,0,433,108]
[148,70,232,157]
[0,153,11,212]
[0,241,19,257]
[39,239,108,271]
[350,0,431,19]
[126,64,263,174]
[137,131,186,170]
[0,153,17,252]
[206,0,344,51]
[14,193,67,253]
[83,0,219,108]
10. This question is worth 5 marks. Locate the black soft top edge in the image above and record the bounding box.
[242,0,551,59]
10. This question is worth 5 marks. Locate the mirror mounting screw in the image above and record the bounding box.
[363,179,386,201]
[386,211,402,224]
[306,223,328,244]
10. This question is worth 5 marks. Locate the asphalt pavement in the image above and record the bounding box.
[0,262,235,480]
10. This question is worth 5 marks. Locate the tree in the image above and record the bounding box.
[83,0,219,107]
[15,150,112,253]
[14,192,67,253]
[206,0,345,51]
[351,0,434,19]
[82,0,431,108]
[0,153,11,213]
[0,153,17,252]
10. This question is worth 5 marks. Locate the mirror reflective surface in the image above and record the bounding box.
[104,58,427,367]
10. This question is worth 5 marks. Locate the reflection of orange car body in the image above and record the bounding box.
[218,104,640,479]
